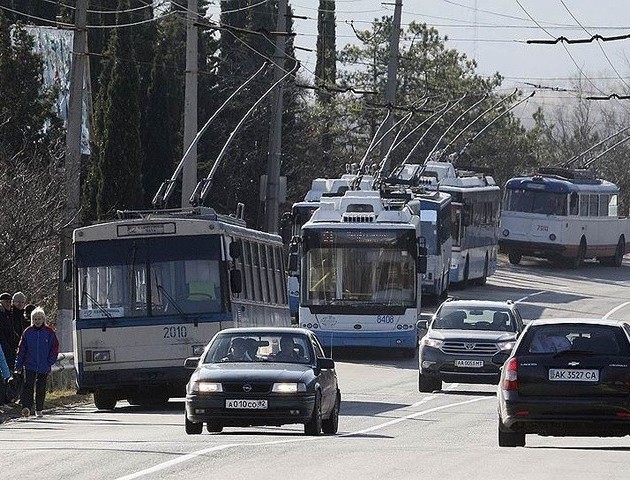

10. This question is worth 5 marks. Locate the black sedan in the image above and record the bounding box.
[494,318,630,447]
[184,327,341,436]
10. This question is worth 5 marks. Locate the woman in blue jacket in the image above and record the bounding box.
[15,307,59,417]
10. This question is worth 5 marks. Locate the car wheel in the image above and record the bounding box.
[321,392,340,435]
[418,372,440,393]
[304,392,322,436]
[206,421,223,433]
[508,252,522,265]
[185,414,203,435]
[94,390,117,410]
[498,417,525,447]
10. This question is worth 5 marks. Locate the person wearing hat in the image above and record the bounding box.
[5,292,28,369]
[15,307,59,417]
[0,292,14,376]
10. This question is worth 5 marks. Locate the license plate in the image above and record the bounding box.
[548,369,599,382]
[455,360,484,368]
[225,399,268,409]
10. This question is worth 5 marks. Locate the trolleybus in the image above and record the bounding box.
[499,167,630,267]
[66,207,290,409]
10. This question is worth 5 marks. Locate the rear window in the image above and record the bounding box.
[520,324,630,355]
[433,306,516,331]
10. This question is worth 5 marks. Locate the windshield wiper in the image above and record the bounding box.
[155,283,185,315]
[81,291,112,319]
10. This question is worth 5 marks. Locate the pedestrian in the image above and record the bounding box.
[0,340,11,406]
[14,307,59,418]
[0,292,13,375]
[6,292,28,368]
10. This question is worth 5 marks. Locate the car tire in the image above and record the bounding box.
[94,390,117,410]
[304,392,322,436]
[206,421,223,433]
[418,373,440,393]
[185,414,203,435]
[498,417,525,447]
[321,391,340,435]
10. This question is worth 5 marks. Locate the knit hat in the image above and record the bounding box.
[12,291,26,303]
[0,292,10,301]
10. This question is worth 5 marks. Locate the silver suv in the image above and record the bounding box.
[417,299,525,392]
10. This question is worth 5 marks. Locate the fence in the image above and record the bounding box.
[48,352,76,392]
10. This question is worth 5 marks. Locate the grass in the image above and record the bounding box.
[44,389,92,409]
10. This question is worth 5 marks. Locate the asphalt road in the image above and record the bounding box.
[1,256,630,479]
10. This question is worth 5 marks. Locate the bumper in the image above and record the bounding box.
[499,239,573,257]
[315,330,417,349]
[77,365,188,395]
[419,347,501,384]
[185,393,316,427]
[500,394,630,436]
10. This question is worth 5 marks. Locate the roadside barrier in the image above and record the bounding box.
[48,352,76,392]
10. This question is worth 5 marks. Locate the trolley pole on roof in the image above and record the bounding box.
[379,0,403,175]
[265,0,289,234]
[182,0,198,207]
[57,0,88,351]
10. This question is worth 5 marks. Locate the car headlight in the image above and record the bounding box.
[192,381,223,393]
[422,338,444,349]
[272,382,307,393]
[497,340,515,351]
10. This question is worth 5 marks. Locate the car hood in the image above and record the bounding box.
[428,329,517,342]
[190,362,312,383]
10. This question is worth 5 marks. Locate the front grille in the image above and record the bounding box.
[222,382,272,394]
[441,342,498,355]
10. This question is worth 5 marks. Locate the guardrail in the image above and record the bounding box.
[49,352,76,392]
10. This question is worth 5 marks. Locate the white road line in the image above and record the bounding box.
[603,301,630,319]
[115,392,487,480]
[514,290,547,304]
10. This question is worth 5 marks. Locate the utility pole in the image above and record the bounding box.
[379,0,403,175]
[182,0,198,207]
[265,0,288,234]
[57,0,88,351]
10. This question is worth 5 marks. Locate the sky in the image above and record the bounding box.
[208,1,630,120]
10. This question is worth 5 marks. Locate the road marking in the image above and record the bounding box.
[603,301,630,319]
[115,392,487,480]
[514,290,547,303]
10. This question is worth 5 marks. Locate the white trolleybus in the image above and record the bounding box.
[499,167,630,267]
[282,175,376,320]
[392,160,501,286]
[292,190,426,357]
[66,207,290,410]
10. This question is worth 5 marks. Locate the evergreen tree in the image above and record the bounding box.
[92,1,144,219]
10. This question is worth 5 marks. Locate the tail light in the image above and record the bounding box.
[503,357,518,391]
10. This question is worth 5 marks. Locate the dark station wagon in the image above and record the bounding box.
[184,327,341,436]
[494,318,630,447]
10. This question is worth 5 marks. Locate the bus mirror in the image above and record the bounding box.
[417,246,427,274]
[230,269,242,294]
[229,240,242,259]
[288,252,299,272]
[62,258,73,283]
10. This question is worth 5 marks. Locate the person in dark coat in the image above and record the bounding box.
[0,293,13,373]
[15,307,59,417]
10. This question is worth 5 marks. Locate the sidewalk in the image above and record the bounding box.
[0,403,23,423]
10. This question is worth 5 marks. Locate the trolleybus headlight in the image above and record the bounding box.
[92,350,111,362]
[192,345,206,356]
[312,323,319,329]
[272,382,306,393]
[193,382,223,393]
[549,233,556,241]
[502,229,510,237]
[306,323,313,328]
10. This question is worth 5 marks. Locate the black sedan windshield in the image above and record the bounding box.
[204,333,313,364]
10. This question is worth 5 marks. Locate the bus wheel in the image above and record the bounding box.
[475,255,489,286]
[571,239,586,269]
[461,257,470,288]
[94,390,117,410]
[602,237,625,267]
[508,252,521,265]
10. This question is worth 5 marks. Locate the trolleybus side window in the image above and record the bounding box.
[599,194,609,217]
[579,194,589,216]
[273,247,284,304]
[609,194,618,216]
[242,240,254,301]
[589,194,599,217]
[569,192,579,215]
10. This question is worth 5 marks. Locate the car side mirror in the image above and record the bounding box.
[491,350,511,366]
[417,246,428,274]
[288,252,299,272]
[316,358,335,370]
[62,258,73,283]
[229,240,242,259]
[184,357,200,369]
[416,319,428,330]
